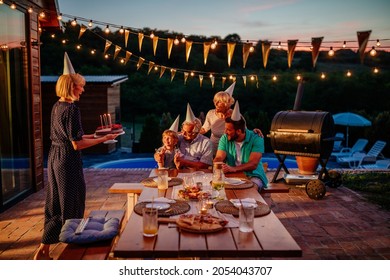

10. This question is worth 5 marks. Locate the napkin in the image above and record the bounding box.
[229,198,257,208]
[139,197,176,203]
[225,178,244,185]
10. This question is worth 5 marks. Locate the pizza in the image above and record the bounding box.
[176,214,228,232]
[178,185,205,200]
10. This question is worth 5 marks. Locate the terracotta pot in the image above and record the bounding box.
[295,156,319,175]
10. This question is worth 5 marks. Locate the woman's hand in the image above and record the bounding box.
[253,128,264,138]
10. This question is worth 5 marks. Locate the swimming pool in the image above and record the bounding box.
[91,157,298,169]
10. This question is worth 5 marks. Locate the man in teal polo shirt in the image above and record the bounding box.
[214,101,268,191]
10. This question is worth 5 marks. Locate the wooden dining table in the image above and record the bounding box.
[112,171,302,259]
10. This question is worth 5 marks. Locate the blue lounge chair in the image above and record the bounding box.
[332,132,344,152]
[337,140,387,168]
[331,138,368,160]
[361,159,390,169]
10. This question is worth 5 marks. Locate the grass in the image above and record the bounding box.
[342,172,390,210]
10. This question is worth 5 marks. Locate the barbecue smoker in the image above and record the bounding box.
[267,81,341,199]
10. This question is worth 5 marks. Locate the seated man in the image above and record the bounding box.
[214,101,268,191]
[174,104,213,170]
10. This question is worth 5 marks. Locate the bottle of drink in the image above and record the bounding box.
[211,162,225,199]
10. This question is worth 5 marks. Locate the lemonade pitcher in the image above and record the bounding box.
[211,162,225,199]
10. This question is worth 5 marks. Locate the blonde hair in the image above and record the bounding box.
[55,73,86,101]
[162,130,179,141]
[213,91,234,106]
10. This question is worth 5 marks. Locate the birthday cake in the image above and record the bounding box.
[95,124,124,136]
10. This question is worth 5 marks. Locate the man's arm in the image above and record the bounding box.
[222,152,262,173]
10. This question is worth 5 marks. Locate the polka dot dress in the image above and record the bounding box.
[41,101,86,244]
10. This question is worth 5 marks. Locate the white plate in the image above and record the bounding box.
[145,203,170,210]
[103,139,118,144]
[153,177,172,182]
[94,130,125,138]
[233,202,258,209]
[225,178,244,185]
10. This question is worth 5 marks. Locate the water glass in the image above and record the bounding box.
[239,205,255,233]
[157,168,169,190]
[183,175,195,188]
[143,207,158,237]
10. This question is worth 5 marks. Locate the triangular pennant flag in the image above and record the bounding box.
[169,115,180,132]
[78,25,87,39]
[185,40,193,62]
[242,43,251,68]
[104,40,112,55]
[222,77,227,88]
[152,36,159,56]
[311,37,323,68]
[231,101,241,121]
[167,38,173,59]
[210,76,215,88]
[124,51,132,64]
[261,41,272,68]
[242,76,247,87]
[63,52,75,74]
[184,72,189,85]
[227,42,236,67]
[225,82,235,96]
[199,75,203,87]
[114,45,121,59]
[185,103,196,122]
[203,42,211,65]
[136,57,145,70]
[170,69,176,81]
[159,66,166,78]
[148,61,155,74]
[124,29,130,47]
[357,30,371,64]
[138,33,144,52]
[287,40,298,68]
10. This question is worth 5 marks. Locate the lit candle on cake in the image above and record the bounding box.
[108,113,112,127]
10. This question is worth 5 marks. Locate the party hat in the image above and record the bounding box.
[63,52,76,75]
[225,81,236,96]
[231,101,241,121]
[169,115,180,132]
[185,103,196,122]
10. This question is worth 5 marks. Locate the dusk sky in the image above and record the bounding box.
[58,0,390,49]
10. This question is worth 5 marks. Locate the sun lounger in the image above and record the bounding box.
[337,140,387,168]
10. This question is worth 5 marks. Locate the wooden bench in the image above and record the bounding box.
[109,183,144,220]
[57,209,125,260]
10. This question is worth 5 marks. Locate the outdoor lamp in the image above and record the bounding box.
[370,46,376,56]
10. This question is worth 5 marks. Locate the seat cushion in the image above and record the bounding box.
[59,216,120,244]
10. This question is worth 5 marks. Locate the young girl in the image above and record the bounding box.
[154,129,180,169]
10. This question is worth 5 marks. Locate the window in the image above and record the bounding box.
[0,4,32,209]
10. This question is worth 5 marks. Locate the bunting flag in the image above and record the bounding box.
[242,43,251,68]
[261,41,272,68]
[170,69,176,81]
[311,37,323,68]
[78,25,87,39]
[167,38,173,59]
[114,45,121,59]
[210,76,215,88]
[124,51,132,64]
[227,42,236,67]
[159,66,166,78]
[287,40,298,68]
[357,30,372,64]
[222,76,227,88]
[124,29,130,47]
[104,40,112,54]
[199,75,203,87]
[148,61,155,74]
[242,75,247,87]
[203,42,211,65]
[184,72,189,84]
[136,57,145,70]
[138,33,144,52]
[152,36,159,56]
[185,40,193,62]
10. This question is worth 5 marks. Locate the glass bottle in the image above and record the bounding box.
[211,162,225,199]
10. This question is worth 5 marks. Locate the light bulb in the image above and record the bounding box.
[376,39,381,47]
[71,18,77,26]
[154,66,158,71]
[250,76,255,81]
[272,75,277,81]
[10,2,16,9]
[181,37,186,43]
[28,7,33,13]
[119,26,124,34]
[57,14,62,20]
[343,41,346,48]
[346,70,352,77]
[174,38,179,45]
[370,46,376,56]
[296,75,301,81]
[190,72,194,77]
[321,73,326,79]
[277,42,281,50]
[211,42,216,49]
[39,11,45,18]
[88,20,93,27]
[249,46,254,52]
[50,34,55,38]
[105,25,110,34]
[373,67,379,74]
[76,45,81,50]
[90,50,96,55]
[62,39,66,44]
[328,47,334,56]
[104,54,109,59]
[209,74,213,78]
[120,58,125,64]
[150,32,155,39]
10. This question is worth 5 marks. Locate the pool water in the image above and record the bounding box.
[91,157,298,169]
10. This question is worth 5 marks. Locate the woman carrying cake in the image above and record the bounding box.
[34,53,119,260]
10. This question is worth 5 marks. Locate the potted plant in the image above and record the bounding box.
[295,156,319,175]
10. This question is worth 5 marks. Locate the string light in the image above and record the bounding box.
[272,75,277,81]
[320,73,326,79]
[50,34,55,38]
[57,14,62,20]
[90,49,96,55]
[119,26,124,34]
[346,70,352,77]
[154,66,158,71]
[10,2,16,9]
[370,46,377,56]
[190,72,195,77]
[373,67,379,74]
[28,6,33,13]
[88,20,93,27]
[76,44,82,50]
[343,41,346,48]
[277,42,281,50]
[104,54,109,59]
[328,47,334,56]
[71,18,77,26]
[296,74,302,81]
[39,11,45,18]
[150,32,155,39]
[181,37,186,43]
[210,41,216,50]
[174,37,180,45]
[249,45,254,52]
[250,76,255,81]
[0,0,4,5]
[376,39,381,47]
[61,39,66,44]
[104,25,110,34]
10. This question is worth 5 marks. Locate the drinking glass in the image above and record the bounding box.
[239,205,255,233]
[183,175,195,188]
[157,168,168,190]
[143,207,158,237]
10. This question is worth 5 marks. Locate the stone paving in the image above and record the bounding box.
[0,168,389,260]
